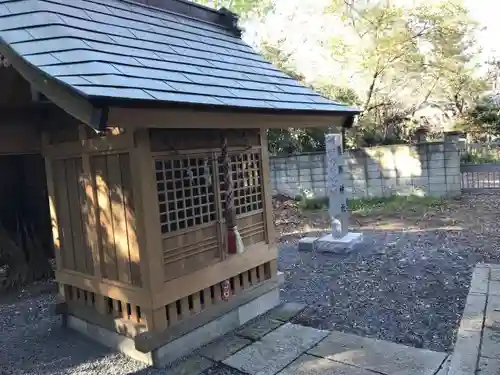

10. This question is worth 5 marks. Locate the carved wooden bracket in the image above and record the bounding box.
[0,53,10,68]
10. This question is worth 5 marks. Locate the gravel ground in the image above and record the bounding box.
[1,192,499,373]
[0,284,242,375]
[280,192,500,353]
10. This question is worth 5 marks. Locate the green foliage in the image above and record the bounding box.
[295,193,446,215]
[348,195,447,216]
[460,95,500,139]
[297,196,329,211]
[327,0,486,143]
[460,150,500,165]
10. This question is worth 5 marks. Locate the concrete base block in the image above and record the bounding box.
[66,283,282,368]
[298,237,318,251]
[316,232,363,253]
[67,316,155,365]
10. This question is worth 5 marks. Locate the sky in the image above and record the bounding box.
[464,0,500,61]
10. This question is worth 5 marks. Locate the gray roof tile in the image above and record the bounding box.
[135,57,203,75]
[0,0,358,115]
[226,88,278,101]
[82,74,172,91]
[0,11,63,30]
[25,25,115,43]
[51,49,141,66]
[166,81,233,97]
[24,53,60,65]
[0,29,34,44]
[77,85,154,99]
[41,61,121,76]
[58,76,92,85]
[144,90,222,105]
[0,4,9,17]
[111,64,192,82]
[48,0,113,15]
[14,38,88,54]
[217,98,275,108]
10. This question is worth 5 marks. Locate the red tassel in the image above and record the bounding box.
[227,229,237,254]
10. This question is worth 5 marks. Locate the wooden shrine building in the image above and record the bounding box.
[0,0,359,366]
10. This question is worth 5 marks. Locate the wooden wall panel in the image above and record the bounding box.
[119,154,142,286]
[162,225,220,282]
[91,153,141,286]
[237,212,266,247]
[65,158,90,274]
[53,159,76,271]
[107,154,131,285]
[51,157,95,275]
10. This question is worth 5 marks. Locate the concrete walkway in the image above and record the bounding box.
[167,303,449,375]
[448,263,500,375]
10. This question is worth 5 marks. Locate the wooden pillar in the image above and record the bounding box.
[78,125,102,279]
[129,128,166,331]
[41,132,63,272]
[259,130,276,247]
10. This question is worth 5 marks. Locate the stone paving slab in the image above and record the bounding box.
[488,280,500,296]
[165,354,214,375]
[485,295,500,329]
[201,363,246,375]
[470,266,489,295]
[490,267,500,281]
[266,302,306,322]
[223,322,329,375]
[277,354,375,375]
[198,333,252,362]
[308,330,446,375]
[449,263,500,375]
[236,318,284,341]
[480,327,500,359]
[477,357,500,375]
[459,293,486,332]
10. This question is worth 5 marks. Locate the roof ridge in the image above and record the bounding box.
[120,0,242,36]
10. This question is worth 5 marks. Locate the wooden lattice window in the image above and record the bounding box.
[219,151,263,216]
[155,156,216,234]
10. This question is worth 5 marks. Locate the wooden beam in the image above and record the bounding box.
[42,133,131,158]
[152,242,277,309]
[55,269,151,307]
[0,122,40,154]
[135,276,280,353]
[108,107,347,130]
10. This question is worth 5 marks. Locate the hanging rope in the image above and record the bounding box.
[220,132,245,300]
[222,134,235,229]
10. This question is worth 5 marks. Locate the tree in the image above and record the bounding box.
[459,94,500,140]
[260,39,362,154]
[326,0,485,142]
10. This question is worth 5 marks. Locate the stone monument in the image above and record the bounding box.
[298,133,363,252]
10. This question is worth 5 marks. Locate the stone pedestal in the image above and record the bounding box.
[299,133,362,252]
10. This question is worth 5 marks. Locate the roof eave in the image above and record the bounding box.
[0,37,109,130]
[88,95,361,121]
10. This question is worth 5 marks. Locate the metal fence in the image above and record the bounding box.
[461,164,500,192]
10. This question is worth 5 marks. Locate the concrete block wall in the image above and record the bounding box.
[270,137,461,200]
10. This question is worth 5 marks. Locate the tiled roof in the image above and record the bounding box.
[0,0,359,114]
